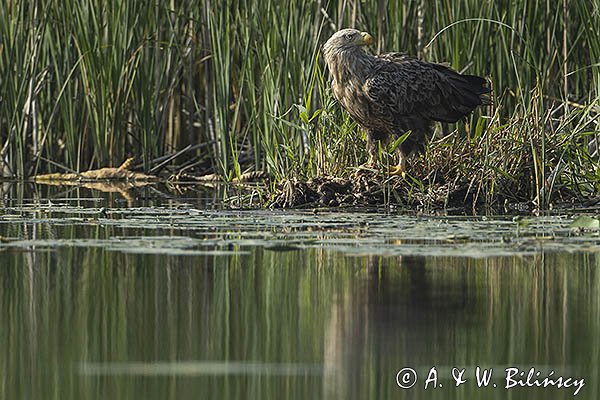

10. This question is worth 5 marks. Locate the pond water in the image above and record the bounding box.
[0,183,598,399]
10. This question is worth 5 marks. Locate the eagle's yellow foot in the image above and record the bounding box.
[388,165,406,178]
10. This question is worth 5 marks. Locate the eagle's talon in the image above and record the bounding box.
[388,165,406,177]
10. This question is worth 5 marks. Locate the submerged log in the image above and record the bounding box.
[33,158,158,182]
[175,170,268,183]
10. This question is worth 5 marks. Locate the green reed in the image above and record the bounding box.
[0,0,598,206]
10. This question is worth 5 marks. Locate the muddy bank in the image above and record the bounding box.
[269,170,474,210]
[266,169,586,213]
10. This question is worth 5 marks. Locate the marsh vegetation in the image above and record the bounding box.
[1,0,599,209]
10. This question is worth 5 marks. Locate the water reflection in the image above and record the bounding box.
[1,183,599,398]
[1,242,598,399]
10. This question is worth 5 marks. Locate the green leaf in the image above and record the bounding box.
[294,104,310,124]
[474,116,487,140]
[299,112,309,124]
[570,216,600,230]
[310,109,322,122]
[512,216,531,228]
[389,131,412,152]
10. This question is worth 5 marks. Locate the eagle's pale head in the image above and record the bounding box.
[323,28,374,56]
[323,29,375,83]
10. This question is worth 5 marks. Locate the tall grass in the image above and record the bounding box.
[0,0,598,205]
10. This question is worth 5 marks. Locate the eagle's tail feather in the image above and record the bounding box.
[430,69,492,123]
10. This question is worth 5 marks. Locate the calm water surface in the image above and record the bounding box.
[0,183,598,399]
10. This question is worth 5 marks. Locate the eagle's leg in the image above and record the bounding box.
[365,130,379,168]
[389,148,406,177]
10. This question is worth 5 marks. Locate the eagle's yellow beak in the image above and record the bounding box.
[360,32,374,46]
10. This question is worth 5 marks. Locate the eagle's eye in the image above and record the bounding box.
[345,33,355,41]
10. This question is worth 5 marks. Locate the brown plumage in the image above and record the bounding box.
[323,28,491,175]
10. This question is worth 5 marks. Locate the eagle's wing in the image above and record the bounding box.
[365,54,491,123]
